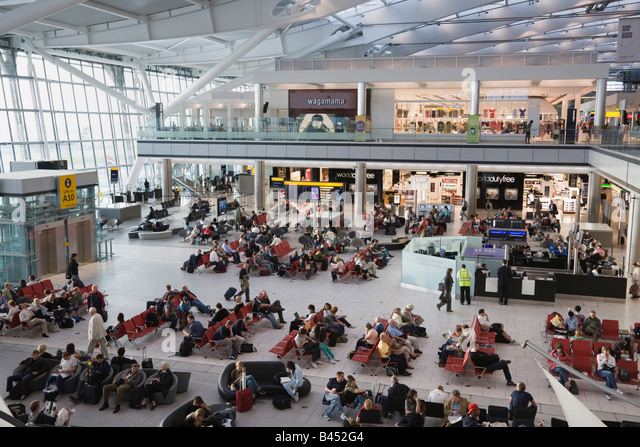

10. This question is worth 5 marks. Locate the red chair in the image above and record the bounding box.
[572,355,593,379]
[618,359,640,388]
[350,341,378,376]
[444,349,470,387]
[594,341,613,357]
[18,286,34,301]
[571,339,592,358]
[469,348,496,388]
[602,320,619,340]
[31,282,45,299]
[269,331,297,360]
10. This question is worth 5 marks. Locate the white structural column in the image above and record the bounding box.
[136,62,156,107]
[161,159,172,201]
[469,80,479,116]
[26,51,49,160]
[124,157,147,192]
[354,163,367,226]
[226,103,233,131]
[164,25,278,117]
[25,41,152,117]
[0,0,84,36]
[465,165,478,218]
[254,160,265,212]
[587,171,602,223]
[594,78,607,128]
[357,82,366,116]
[627,194,640,275]
[254,83,262,133]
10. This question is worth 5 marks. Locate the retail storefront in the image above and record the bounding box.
[392,88,551,137]
[477,172,525,212]
[289,89,367,133]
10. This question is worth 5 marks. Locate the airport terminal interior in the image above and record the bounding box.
[2,0,640,429]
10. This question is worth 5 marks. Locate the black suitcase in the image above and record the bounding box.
[327,331,338,347]
[83,383,100,404]
[224,287,237,301]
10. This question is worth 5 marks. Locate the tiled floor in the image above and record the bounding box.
[2,197,639,428]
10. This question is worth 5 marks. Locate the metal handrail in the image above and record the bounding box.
[523,340,640,409]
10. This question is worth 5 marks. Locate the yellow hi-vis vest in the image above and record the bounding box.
[457,268,471,287]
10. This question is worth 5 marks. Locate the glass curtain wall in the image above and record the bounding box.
[0,47,208,194]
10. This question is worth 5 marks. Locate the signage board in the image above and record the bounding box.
[58,174,77,209]
[467,114,480,143]
[110,167,119,183]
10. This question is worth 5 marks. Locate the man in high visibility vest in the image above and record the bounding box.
[457,264,472,305]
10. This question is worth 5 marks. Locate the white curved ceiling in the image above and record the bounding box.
[1,0,639,71]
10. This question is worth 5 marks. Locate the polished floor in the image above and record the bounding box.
[1,196,640,428]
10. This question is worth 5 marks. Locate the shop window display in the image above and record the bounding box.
[393,90,530,136]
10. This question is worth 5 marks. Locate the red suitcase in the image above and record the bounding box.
[235,388,253,412]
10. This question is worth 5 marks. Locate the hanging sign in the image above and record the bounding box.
[58,174,77,209]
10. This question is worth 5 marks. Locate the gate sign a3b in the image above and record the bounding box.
[58,174,77,209]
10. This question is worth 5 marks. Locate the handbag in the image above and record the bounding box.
[438,278,445,292]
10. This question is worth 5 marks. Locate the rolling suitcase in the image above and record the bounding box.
[83,383,100,404]
[224,287,237,301]
[235,388,253,412]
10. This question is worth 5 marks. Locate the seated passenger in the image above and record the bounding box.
[581,310,603,341]
[45,351,78,399]
[228,361,265,397]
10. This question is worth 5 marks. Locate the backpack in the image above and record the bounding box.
[177,340,193,357]
[59,318,74,329]
[272,394,292,410]
[9,383,24,400]
[145,312,159,328]
[618,368,631,383]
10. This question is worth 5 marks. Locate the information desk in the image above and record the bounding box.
[475,275,556,302]
[99,203,141,221]
[554,273,627,300]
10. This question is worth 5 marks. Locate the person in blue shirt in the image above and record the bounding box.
[69,353,110,403]
[564,310,579,335]
[281,361,304,402]
[508,382,537,419]
[183,315,205,344]
[323,371,347,421]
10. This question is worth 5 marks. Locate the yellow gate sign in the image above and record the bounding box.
[58,174,77,209]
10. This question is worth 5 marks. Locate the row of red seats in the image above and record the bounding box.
[121,306,169,349]
[17,279,61,301]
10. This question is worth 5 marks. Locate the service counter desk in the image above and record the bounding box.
[511,254,569,270]
[99,203,142,221]
[475,275,556,303]
[554,273,627,300]
[579,223,613,247]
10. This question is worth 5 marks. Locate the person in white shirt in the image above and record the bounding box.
[46,351,78,398]
[26,275,38,287]
[428,385,448,404]
[87,307,109,359]
[477,309,516,344]
[19,303,48,337]
[596,345,623,400]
